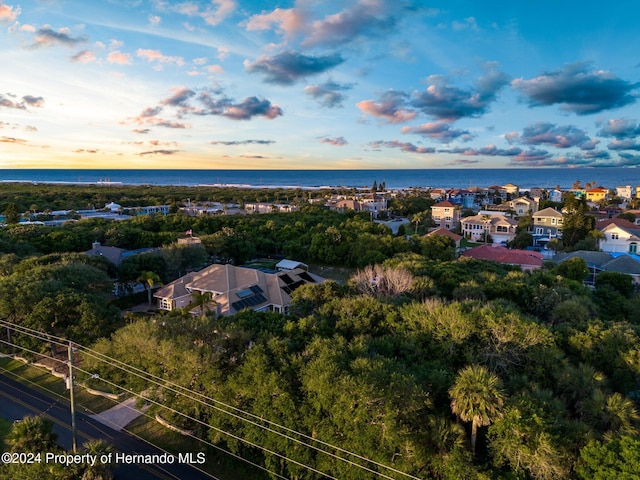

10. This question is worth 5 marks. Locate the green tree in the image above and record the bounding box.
[556,257,589,282]
[137,270,163,305]
[576,435,640,480]
[5,416,58,453]
[449,364,505,455]
[3,203,20,224]
[79,440,115,480]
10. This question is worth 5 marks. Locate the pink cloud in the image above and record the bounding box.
[71,50,96,63]
[206,64,224,74]
[356,99,416,124]
[107,50,131,65]
[137,48,184,66]
[246,8,306,36]
[0,2,20,23]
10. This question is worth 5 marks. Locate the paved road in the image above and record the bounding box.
[0,374,219,480]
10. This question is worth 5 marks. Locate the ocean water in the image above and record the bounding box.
[1,168,640,190]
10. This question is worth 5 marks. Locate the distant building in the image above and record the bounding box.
[532,208,564,247]
[586,187,608,203]
[549,189,563,203]
[507,196,538,216]
[616,185,633,201]
[84,241,124,265]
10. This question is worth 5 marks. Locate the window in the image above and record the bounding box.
[496,226,507,232]
[536,228,543,235]
[611,233,619,240]
[630,243,638,254]
[551,218,556,224]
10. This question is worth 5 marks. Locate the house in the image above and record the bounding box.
[586,187,608,203]
[616,185,633,201]
[598,219,640,254]
[460,244,543,271]
[360,193,387,218]
[154,264,325,315]
[532,208,564,247]
[528,187,545,200]
[84,241,124,266]
[549,189,563,203]
[554,250,640,286]
[460,213,518,244]
[425,227,462,250]
[507,196,538,216]
[430,200,460,229]
[502,183,520,196]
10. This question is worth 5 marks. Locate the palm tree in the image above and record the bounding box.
[80,439,115,480]
[411,210,429,234]
[137,271,163,305]
[5,415,58,453]
[449,364,505,455]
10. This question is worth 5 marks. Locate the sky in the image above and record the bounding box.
[1,0,640,170]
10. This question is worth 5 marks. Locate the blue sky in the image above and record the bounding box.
[1,0,639,169]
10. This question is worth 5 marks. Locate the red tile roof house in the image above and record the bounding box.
[460,245,544,271]
[425,227,463,251]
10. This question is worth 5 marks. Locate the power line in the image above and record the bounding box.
[0,320,422,479]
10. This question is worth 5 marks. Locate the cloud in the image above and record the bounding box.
[1,136,27,144]
[617,152,640,166]
[137,48,185,66]
[31,25,87,48]
[507,149,556,166]
[412,66,510,120]
[452,16,479,32]
[302,0,410,47]
[0,93,44,110]
[369,140,435,154]
[160,87,195,107]
[218,96,283,120]
[245,8,306,37]
[512,62,638,114]
[443,145,523,156]
[161,0,235,26]
[244,51,344,85]
[107,50,132,65]
[401,122,474,143]
[132,128,150,134]
[211,139,275,145]
[138,149,179,156]
[607,139,640,151]
[71,50,96,63]
[448,159,481,166]
[513,122,599,150]
[305,80,354,108]
[149,15,161,26]
[357,90,416,124]
[320,136,348,146]
[597,118,640,139]
[0,2,20,23]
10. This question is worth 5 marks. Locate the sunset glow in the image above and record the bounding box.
[1,1,639,169]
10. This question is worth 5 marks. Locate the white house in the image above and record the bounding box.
[599,221,640,254]
[460,213,518,244]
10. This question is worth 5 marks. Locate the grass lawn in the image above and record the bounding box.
[126,415,268,480]
[309,264,354,283]
[0,357,120,414]
[0,417,12,451]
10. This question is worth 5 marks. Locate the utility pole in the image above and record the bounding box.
[67,341,77,453]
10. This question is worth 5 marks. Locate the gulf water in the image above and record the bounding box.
[1,168,640,190]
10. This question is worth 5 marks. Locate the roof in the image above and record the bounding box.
[157,264,325,316]
[276,259,308,270]
[601,255,640,275]
[84,244,124,265]
[426,227,462,242]
[534,207,564,218]
[461,245,543,268]
[154,272,196,300]
[597,218,639,231]
[553,251,613,269]
[587,187,608,193]
[432,200,456,208]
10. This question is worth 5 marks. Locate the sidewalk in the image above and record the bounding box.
[90,396,149,431]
